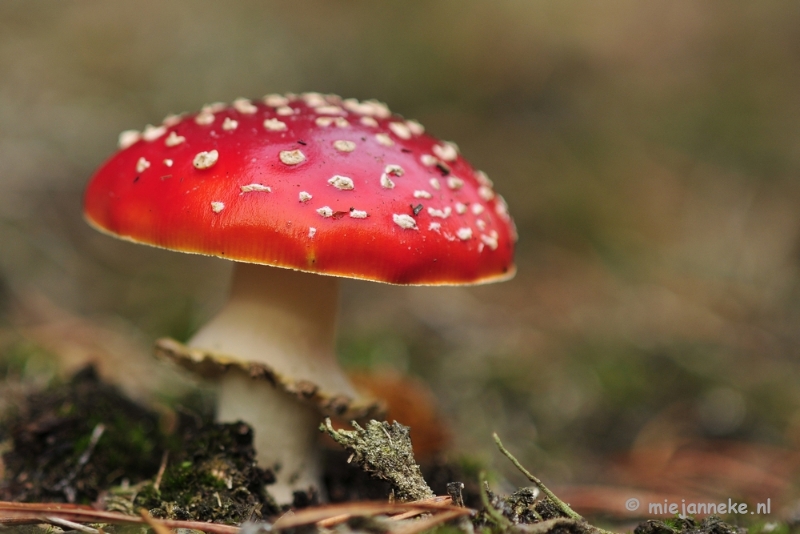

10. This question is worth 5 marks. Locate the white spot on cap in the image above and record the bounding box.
[299,191,312,202]
[365,100,391,118]
[315,105,345,115]
[478,185,495,201]
[388,122,411,139]
[276,106,295,116]
[495,195,510,220]
[163,159,173,167]
[420,154,438,166]
[447,177,465,190]
[428,207,452,218]
[360,116,378,127]
[393,214,418,230]
[476,219,487,230]
[413,190,432,199]
[211,201,225,213]
[471,203,485,215]
[385,164,404,176]
[136,157,150,173]
[195,110,215,125]
[433,142,458,162]
[350,209,368,219]
[233,98,257,114]
[380,173,395,189]
[222,117,239,131]
[142,124,166,141]
[476,170,493,187]
[316,117,334,127]
[333,140,356,152]
[428,222,441,233]
[165,131,186,147]
[264,118,287,131]
[264,94,289,107]
[455,202,467,214]
[343,98,366,114]
[206,102,226,113]
[302,92,327,107]
[343,98,390,118]
[308,227,317,238]
[240,183,271,193]
[118,130,141,149]
[193,150,219,169]
[317,206,333,218]
[334,117,350,128]
[480,233,498,250]
[429,178,441,190]
[328,175,354,190]
[375,133,394,146]
[406,120,425,135]
[162,114,182,127]
[280,150,306,165]
[457,227,473,240]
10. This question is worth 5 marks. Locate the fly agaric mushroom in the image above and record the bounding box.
[83,93,516,501]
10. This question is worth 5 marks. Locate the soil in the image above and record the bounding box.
[0,368,786,534]
[0,366,168,504]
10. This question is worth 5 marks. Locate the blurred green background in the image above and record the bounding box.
[2,0,800,513]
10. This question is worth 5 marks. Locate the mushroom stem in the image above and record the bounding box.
[187,262,356,502]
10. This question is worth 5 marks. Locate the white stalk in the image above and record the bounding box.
[187,262,357,503]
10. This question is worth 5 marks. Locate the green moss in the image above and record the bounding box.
[133,421,278,524]
[0,366,168,504]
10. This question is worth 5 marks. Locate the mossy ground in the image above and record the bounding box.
[133,421,279,523]
[0,366,168,503]
[0,369,794,534]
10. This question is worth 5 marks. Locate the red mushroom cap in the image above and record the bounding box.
[84,93,516,285]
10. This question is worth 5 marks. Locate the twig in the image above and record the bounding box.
[389,496,453,520]
[273,500,471,529]
[392,509,467,534]
[53,423,106,502]
[447,482,465,508]
[315,497,452,529]
[493,433,582,521]
[139,508,174,534]
[45,516,101,534]
[154,450,169,491]
[0,501,238,534]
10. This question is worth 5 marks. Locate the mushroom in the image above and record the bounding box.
[83,93,517,502]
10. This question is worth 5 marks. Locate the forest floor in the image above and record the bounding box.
[0,366,789,534]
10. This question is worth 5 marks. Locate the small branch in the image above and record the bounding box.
[392,509,467,534]
[139,508,174,534]
[493,433,582,521]
[0,501,239,534]
[154,450,169,491]
[45,517,101,534]
[53,423,106,502]
[447,482,465,508]
[272,500,471,529]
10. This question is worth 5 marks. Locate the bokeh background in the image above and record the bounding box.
[2,1,800,520]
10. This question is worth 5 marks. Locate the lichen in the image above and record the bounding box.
[320,418,434,502]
